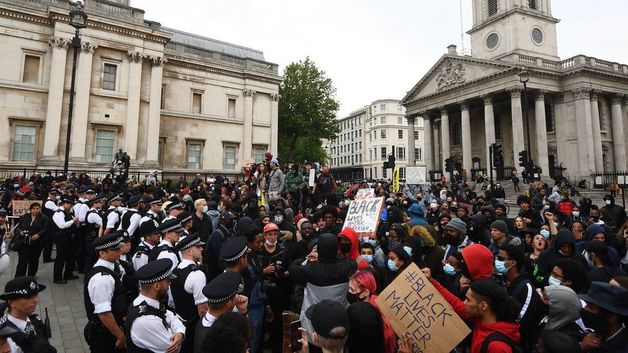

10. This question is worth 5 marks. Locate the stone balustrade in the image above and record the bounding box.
[516,53,628,75]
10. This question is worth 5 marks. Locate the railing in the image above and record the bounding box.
[518,54,537,65]
[516,53,628,75]
[591,171,628,189]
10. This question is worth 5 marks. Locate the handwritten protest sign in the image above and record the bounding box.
[376,263,471,353]
[342,197,384,237]
[11,200,42,217]
[308,169,316,187]
[354,188,375,200]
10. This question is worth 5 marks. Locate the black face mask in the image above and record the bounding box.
[444,234,459,246]
[340,242,352,254]
[347,292,359,304]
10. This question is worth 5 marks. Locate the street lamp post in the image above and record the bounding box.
[518,69,532,179]
[63,2,88,178]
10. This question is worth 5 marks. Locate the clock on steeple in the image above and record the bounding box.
[468,0,560,61]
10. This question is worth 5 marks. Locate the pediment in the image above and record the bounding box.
[402,56,514,104]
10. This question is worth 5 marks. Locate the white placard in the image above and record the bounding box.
[308,169,315,187]
[355,188,375,200]
[342,197,384,237]
[406,166,427,185]
[618,175,626,185]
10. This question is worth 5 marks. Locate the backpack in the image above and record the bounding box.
[480,332,522,353]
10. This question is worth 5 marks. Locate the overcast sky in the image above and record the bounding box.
[132,0,628,117]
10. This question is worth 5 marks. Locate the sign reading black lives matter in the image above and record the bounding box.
[342,197,384,238]
[376,263,471,353]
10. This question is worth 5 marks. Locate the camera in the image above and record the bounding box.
[21,230,32,246]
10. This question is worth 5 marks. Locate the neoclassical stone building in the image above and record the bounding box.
[0,0,281,174]
[402,0,628,181]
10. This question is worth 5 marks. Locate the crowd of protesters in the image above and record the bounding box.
[0,154,626,353]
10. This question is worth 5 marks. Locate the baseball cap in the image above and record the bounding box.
[305,299,350,339]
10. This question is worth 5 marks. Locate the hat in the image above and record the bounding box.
[175,233,205,252]
[0,276,46,300]
[126,194,142,207]
[87,194,105,205]
[177,211,193,224]
[135,258,177,284]
[48,188,60,195]
[263,223,279,233]
[108,194,122,203]
[139,219,160,237]
[490,220,509,235]
[60,195,76,204]
[445,217,467,235]
[159,219,184,234]
[220,211,235,220]
[165,202,184,212]
[0,209,7,217]
[84,187,96,194]
[585,224,606,238]
[271,158,279,164]
[305,299,350,338]
[92,233,125,251]
[580,281,628,316]
[220,236,248,262]
[64,184,76,191]
[148,198,163,206]
[202,271,243,303]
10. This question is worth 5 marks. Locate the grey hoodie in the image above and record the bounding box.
[545,285,581,330]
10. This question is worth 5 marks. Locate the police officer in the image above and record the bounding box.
[171,234,207,353]
[52,195,79,284]
[73,187,96,273]
[126,258,186,352]
[119,195,142,247]
[177,212,193,240]
[194,271,248,352]
[163,201,184,222]
[41,189,60,263]
[83,233,128,353]
[140,199,163,225]
[104,194,123,235]
[132,220,161,271]
[84,195,105,272]
[0,276,55,353]
[148,219,183,271]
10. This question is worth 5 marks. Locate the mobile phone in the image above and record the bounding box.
[290,320,302,352]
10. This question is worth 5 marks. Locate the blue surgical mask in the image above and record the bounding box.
[540,229,550,239]
[494,259,509,274]
[572,211,580,218]
[387,259,398,272]
[443,263,456,275]
[363,254,373,264]
[548,275,562,286]
[202,205,208,213]
[403,246,413,256]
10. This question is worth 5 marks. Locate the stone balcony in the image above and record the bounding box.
[4,0,146,25]
[515,53,628,75]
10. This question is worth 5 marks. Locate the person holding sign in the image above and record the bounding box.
[422,268,523,353]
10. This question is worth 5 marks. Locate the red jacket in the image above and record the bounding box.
[432,279,521,353]
[339,227,369,269]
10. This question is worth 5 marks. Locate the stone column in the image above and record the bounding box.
[534,91,550,176]
[574,88,595,176]
[125,51,144,159]
[510,88,526,173]
[590,90,604,172]
[611,95,627,170]
[423,113,433,170]
[43,37,70,157]
[482,95,495,173]
[146,56,166,163]
[270,93,279,156]
[407,115,416,166]
[440,108,450,179]
[69,41,97,159]
[433,119,441,170]
[460,101,472,173]
[243,88,256,161]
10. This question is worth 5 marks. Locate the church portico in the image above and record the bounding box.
[402,0,628,181]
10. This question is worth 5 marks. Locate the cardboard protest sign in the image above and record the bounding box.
[376,263,471,353]
[342,197,384,237]
[354,188,375,200]
[308,169,316,187]
[11,200,42,217]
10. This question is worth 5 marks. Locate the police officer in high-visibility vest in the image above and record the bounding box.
[126,258,186,352]
[52,195,79,284]
[83,232,128,353]
[170,234,207,353]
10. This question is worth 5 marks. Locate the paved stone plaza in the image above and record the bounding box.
[0,252,89,353]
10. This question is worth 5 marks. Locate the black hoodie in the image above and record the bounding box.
[537,229,588,277]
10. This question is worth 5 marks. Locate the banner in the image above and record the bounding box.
[376,263,471,353]
[11,200,42,217]
[354,188,375,200]
[342,197,384,237]
[393,166,400,192]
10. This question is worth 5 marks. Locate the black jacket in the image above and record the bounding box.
[537,229,589,277]
[191,212,213,242]
[508,275,546,353]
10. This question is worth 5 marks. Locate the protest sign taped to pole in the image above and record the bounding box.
[342,197,384,237]
[376,263,471,353]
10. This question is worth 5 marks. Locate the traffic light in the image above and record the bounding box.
[492,143,504,168]
[388,154,396,170]
[445,157,453,173]
[518,150,529,168]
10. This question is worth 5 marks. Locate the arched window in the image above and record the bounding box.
[488,0,499,16]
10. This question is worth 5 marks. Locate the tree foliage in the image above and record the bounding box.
[278,57,339,163]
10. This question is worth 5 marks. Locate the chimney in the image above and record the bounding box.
[447,44,458,55]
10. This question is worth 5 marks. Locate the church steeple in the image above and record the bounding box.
[468,0,560,61]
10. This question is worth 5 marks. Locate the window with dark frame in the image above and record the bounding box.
[488,0,498,16]
[102,63,117,90]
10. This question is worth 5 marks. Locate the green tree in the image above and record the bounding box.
[278,57,339,163]
[293,137,329,166]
